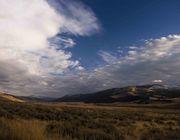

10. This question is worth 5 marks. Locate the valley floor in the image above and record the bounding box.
[0,100,180,140]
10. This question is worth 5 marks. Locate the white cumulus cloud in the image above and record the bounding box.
[0,0,99,76]
[0,0,100,96]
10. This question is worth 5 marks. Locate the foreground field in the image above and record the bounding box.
[0,99,180,140]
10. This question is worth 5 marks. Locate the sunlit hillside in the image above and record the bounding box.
[0,93,24,103]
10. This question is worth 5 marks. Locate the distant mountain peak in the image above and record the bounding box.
[56,84,180,104]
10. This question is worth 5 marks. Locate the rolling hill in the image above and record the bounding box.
[0,92,25,103]
[0,84,180,104]
[56,85,180,103]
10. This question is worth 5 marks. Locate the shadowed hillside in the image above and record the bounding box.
[57,85,180,103]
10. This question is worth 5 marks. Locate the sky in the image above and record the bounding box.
[0,0,180,97]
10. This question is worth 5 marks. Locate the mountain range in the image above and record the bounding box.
[56,84,180,103]
[0,84,180,104]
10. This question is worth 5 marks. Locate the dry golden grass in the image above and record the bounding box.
[0,118,70,140]
[0,99,179,140]
[0,118,45,140]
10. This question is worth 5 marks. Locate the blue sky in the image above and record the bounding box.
[70,0,180,68]
[1,0,180,97]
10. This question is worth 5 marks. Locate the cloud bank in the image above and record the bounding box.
[0,0,99,96]
[0,0,100,75]
[0,0,180,97]
[97,35,180,87]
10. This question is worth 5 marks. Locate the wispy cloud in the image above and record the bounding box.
[98,51,118,64]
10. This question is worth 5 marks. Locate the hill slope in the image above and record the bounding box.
[0,93,25,103]
[57,85,180,103]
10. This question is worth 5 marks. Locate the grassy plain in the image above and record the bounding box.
[0,99,179,140]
